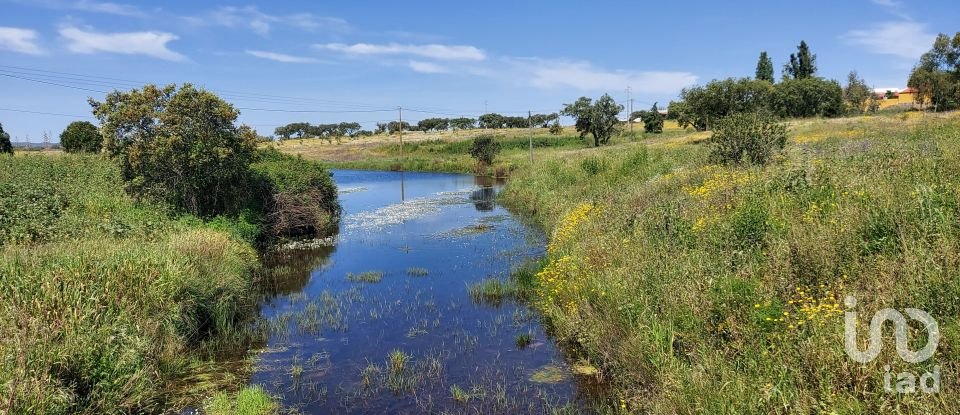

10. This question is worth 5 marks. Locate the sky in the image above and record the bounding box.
[0,0,958,142]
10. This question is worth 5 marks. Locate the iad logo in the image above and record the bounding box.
[843,296,940,394]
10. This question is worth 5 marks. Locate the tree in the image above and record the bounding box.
[60,121,103,153]
[908,32,960,111]
[416,117,449,132]
[771,77,844,118]
[89,84,258,216]
[449,117,476,130]
[478,113,505,129]
[783,40,817,80]
[469,135,501,166]
[561,94,623,147]
[676,78,774,130]
[375,122,388,134]
[0,123,11,154]
[642,102,664,133]
[843,71,873,115]
[755,51,775,82]
[387,121,411,134]
[549,119,563,135]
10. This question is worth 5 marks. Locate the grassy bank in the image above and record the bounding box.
[274,124,691,175]
[499,112,960,413]
[0,153,333,413]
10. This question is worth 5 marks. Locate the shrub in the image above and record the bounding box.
[549,120,563,135]
[60,121,103,153]
[0,122,11,154]
[580,157,608,175]
[250,148,340,239]
[708,112,787,165]
[771,77,844,118]
[468,135,502,166]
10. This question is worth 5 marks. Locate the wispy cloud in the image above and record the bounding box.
[0,27,45,55]
[10,0,145,17]
[504,58,698,93]
[190,6,349,36]
[316,42,486,61]
[408,60,447,73]
[59,26,187,61]
[843,21,934,60]
[246,49,318,63]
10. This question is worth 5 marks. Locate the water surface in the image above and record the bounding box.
[250,170,588,414]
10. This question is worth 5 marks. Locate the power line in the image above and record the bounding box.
[0,107,95,119]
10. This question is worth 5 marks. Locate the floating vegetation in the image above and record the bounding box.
[436,223,494,238]
[346,194,469,230]
[467,277,518,306]
[450,384,470,404]
[529,365,568,384]
[515,333,533,349]
[338,186,368,194]
[570,362,599,377]
[273,235,338,251]
[406,267,430,277]
[346,271,384,283]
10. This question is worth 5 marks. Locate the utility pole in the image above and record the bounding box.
[398,106,404,169]
[528,110,533,163]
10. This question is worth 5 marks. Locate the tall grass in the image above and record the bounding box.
[500,114,960,413]
[0,155,263,413]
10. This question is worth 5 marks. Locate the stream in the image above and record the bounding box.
[249,170,591,414]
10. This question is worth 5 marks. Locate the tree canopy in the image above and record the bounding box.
[60,121,103,153]
[642,102,664,133]
[561,94,623,147]
[90,84,258,216]
[783,40,817,80]
[843,71,873,115]
[908,32,960,111]
[755,51,775,82]
[0,123,11,154]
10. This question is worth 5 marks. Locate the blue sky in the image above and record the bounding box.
[0,0,957,141]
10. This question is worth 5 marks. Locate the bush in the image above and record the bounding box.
[468,135,502,166]
[771,77,844,118]
[60,121,103,153]
[250,148,340,239]
[0,122,11,154]
[708,112,787,165]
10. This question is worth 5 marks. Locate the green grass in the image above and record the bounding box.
[346,270,385,283]
[0,154,264,413]
[406,267,430,277]
[499,112,960,413]
[467,277,518,305]
[205,385,279,415]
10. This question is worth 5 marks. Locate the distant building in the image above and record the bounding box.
[872,87,921,110]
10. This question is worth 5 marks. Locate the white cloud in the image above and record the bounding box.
[504,58,697,93]
[71,0,144,17]
[408,60,447,73]
[246,49,317,63]
[843,21,935,60]
[59,26,187,61]
[316,42,486,61]
[0,27,44,55]
[199,6,348,36]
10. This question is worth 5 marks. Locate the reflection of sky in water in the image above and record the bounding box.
[250,170,589,414]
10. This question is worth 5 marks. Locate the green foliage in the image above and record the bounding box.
[579,157,608,175]
[250,148,340,238]
[549,119,563,135]
[90,84,258,217]
[0,122,12,154]
[205,386,278,415]
[642,102,664,133]
[770,77,844,118]
[843,71,873,115]
[908,32,960,111]
[560,94,623,146]
[449,117,476,130]
[677,78,774,130]
[60,121,103,153]
[478,113,505,129]
[783,40,817,80]
[416,117,449,132]
[468,135,502,165]
[708,111,787,165]
[755,51,775,82]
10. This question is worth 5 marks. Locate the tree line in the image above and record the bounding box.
[271,112,560,140]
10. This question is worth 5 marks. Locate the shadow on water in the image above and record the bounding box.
[247,170,600,414]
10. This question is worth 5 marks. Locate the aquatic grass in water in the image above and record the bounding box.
[346,270,385,283]
[205,385,279,415]
[467,277,518,305]
[406,267,430,277]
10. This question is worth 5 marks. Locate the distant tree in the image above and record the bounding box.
[0,123,11,154]
[375,122,388,134]
[503,116,528,129]
[416,117,449,132]
[478,113,505,129]
[354,130,374,137]
[339,122,362,137]
[549,119,563,135]
[274,125,294,140]
[908,32,960,111]
[755,51,775,82]
[867,94,882,113]
[469,135,502,166]
[560,94,623,147]
[642,102,664,133]
[677,78,774,130]
[783,41,817,80]
[771,77,844,118]
[89,84,258,216]
[449,117,476,130]
[387,121,411,134]
[60,121,103,153]
[884,90,897,99]
[843,71,873,115]
[528,113,559,128]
